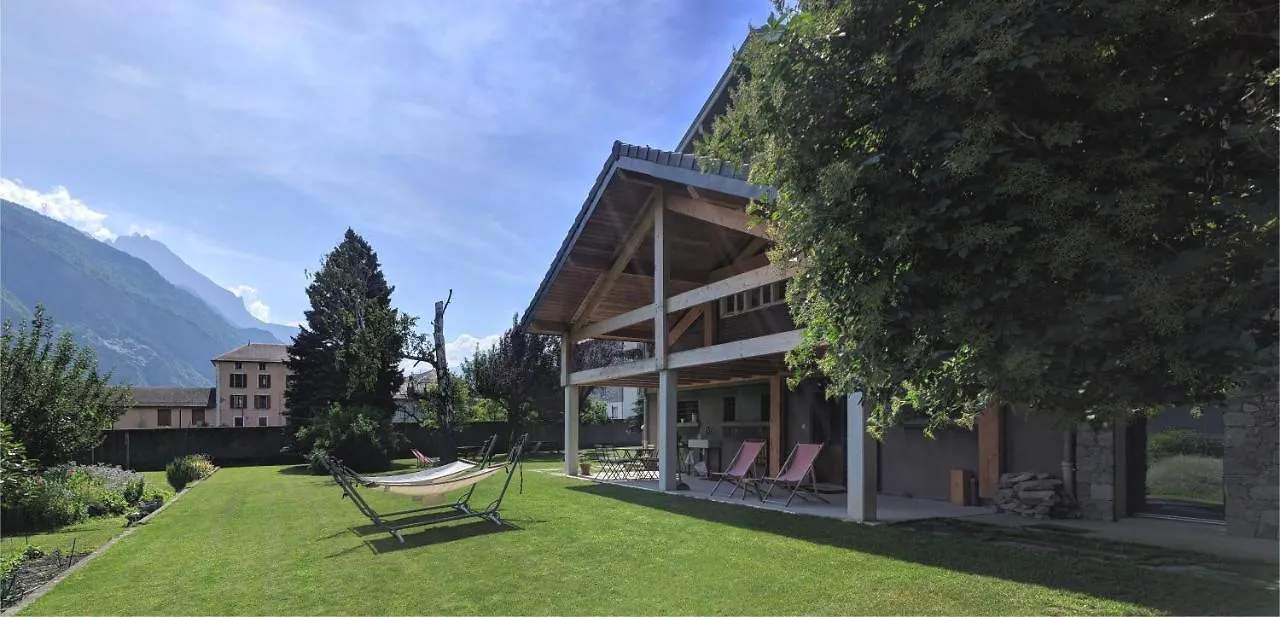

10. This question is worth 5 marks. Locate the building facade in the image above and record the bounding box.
[113,387,217,430]
[211,343,291,427]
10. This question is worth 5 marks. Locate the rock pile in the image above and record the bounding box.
[994,472,1079,519]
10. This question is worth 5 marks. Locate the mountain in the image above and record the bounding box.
[111,234,299,344]
[0,200,282,387]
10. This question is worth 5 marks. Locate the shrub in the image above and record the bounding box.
[1147,455,1224,504]
[17,477,89,528]
[1148,429,1223,461]
[123,478,145,505]
[306,449,331,476]
[141,483,171,505]
[165,454,215,492]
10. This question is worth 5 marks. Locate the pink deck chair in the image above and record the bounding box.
[759,443,829,507]
[410,448,437,468]
[709,440,766,500]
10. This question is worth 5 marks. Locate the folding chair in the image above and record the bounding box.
[758,443,829,507]
[410,448,438,468]
[709,440,765,499]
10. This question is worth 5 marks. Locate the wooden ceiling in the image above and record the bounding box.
[528,171,765,338]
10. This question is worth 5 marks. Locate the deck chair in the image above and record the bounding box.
[410,448,438,468]
[709,440,765,499]
[758,443,829,507]
[323,433,530,544]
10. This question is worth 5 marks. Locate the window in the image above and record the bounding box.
[233,416,245,427]
[257,416,268,427]
[230,373,247,388]
[258,362,267,371]
[230,394,247,409]
[254,395,271,409]
[676,400,698,424]
[192,409,205,425]
[258,374,271,388]
[234,361,243,370]
[723,397,737,423]
[720,280,787,318]
[156,409,172,427]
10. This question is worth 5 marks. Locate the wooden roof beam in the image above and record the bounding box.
[569,189,658,327]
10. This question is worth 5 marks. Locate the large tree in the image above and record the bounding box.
[462,315,561,436]
[286,229,408,470]
[703,1,1278,434]
[0,305,131,465]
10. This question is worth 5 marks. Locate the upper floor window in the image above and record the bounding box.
[258,374,271,388]
[230,394,248,409]
[157,408,172,427]
[254,395,271,409]
[229,373,248,388]
[723,397,737,423]
[720,280,787,318]
[258,362,267,371]
[676,400,698,424]
[234,361,243,370]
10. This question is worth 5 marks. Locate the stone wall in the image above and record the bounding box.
[1224,393,1280,539]
[1074,425,1116,521]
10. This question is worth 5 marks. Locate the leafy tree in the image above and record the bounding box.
[463,315,560,435]
[0,421,34,507]
[573,340,645,412]
[702,1,1278,435]
[285,229,409,470]
[0,305,131,465]
[580,398,610,425]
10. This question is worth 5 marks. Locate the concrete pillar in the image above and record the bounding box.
[658,369,679,491]
[847,392,877,522]
[565,385,580,475]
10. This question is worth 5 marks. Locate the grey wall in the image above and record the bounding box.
[1005,408,1067,475]
[718,304,793,344]
[1224,393,1279,539]
[878,426,979,501]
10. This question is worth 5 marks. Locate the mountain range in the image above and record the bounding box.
[0,200,299,386]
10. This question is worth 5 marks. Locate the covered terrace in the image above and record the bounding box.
[521,141,879,521]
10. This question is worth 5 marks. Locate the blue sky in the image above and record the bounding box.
[1,0,771,360]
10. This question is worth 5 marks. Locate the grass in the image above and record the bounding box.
[16,460,1279,616]
[1147,455,1224,504]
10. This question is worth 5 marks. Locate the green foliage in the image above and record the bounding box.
[1148,429,1223,461]
[284,229,409,470]
[0,422,34,507]
[11,476,90,529]
[1,306,132,464]
[702,0,1279,434]
[463,314,561,432]
[580,398,609,425]
[297,403,402,473]
[122,478,145,505]
[165,454,213,492]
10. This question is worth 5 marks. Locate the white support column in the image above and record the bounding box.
[657,369,679,491]
[847,392,877,522]
[562,336,579,475]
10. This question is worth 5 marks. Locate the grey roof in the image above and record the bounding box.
[130,387,216,408]
[395,371,438,399]
[519,141,768,333]
[213,343,289,363]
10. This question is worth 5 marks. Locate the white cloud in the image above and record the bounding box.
[0,178,115,240]
[445,333,503,366]
[226,284,271,322]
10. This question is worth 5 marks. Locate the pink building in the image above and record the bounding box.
[211,343,291,427]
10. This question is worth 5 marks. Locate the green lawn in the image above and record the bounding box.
[16,461,1278,616]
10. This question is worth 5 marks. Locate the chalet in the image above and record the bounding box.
[520,40,1277,540]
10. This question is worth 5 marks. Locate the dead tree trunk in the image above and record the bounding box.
[431,293,459,463]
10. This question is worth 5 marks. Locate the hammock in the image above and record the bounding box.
[322,433,530,544]
[377,465,505,497]
[357,460,476,486]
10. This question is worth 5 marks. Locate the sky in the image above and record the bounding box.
[0,0,771,363]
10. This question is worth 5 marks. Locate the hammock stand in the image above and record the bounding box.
[324,433,528,544]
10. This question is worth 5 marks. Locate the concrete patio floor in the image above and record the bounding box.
[560,469,993,524]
